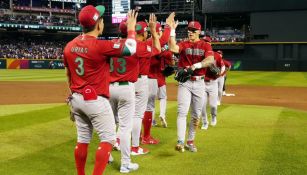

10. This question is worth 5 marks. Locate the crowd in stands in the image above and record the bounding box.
[0,39,64,59]
[0,1,9,9]
[205,28,245,42]
[0,14,77,26]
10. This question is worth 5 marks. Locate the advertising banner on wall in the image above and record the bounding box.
[0,59,6,69]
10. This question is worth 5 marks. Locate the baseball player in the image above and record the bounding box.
[131,13,174,154]
[222,59,231,95]
[169,20,214,152]
[156,50,175,128]
[201,50,225,129]
[216,51,231,105]
[63,6,137,175]
[141,23,173,144]
[109,14,161,173]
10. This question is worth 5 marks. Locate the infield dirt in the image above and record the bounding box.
[1,82,306,111]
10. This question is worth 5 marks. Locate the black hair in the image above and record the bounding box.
[82,16,103,33]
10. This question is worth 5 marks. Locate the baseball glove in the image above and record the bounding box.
[209,64,221,76]
[174,67,193,83]
[162,66,175,77]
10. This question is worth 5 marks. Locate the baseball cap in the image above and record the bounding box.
[136,21,148,34]
[156,23,162,33]
[188,21,201,31]
[78,5,105,28]
[119,18,128,35]
[203,36,212,42]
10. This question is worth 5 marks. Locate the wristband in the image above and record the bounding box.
[164,24,170,29]
[170,29,176,37]
[127,30,136,39]
[193,62,202,69]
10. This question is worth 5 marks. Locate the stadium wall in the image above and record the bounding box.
[0,59,65,69]
[250,10,307,42]
[217,43,307,71]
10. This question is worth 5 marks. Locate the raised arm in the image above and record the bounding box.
[148,13,161,53]
[168,17,180,53]
[122,10,138,56]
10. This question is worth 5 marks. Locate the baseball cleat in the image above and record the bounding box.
[185,143,198,152]
[175,140,185,152]
[113,141,121,151]
[201,123,209,130]
[141,136,159,145]
[120,162,139,173]
[131,146,149,156]
[160,116,168,128]
[211,117,217,126]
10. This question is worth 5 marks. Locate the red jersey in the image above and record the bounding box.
[205,52,224,80]
[139,27,171,75]
[64,35,128,98]
[110,40,160,83]
[178,40,214,76]
[156,50,173,87]
[221,59,231,76]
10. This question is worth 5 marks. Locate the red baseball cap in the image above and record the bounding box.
[156,23,162,33]
[119,18,128,35]
[136,21,148,34]
[78,5,105,28]
[203,36,212,42]
[188,21,201,31]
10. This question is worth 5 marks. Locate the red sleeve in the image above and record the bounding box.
[97,39,125,57]
[160,51,173,65]
[146,26,171,46]
[178,41,185,53]
[136,42,160,58]
[214,52,223,67]
[223,59,232,68]
[204,43,214,58]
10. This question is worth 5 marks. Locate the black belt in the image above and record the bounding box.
[111,81,130,86]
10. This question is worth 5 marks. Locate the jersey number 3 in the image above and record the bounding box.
[110,57,126,74]
[75,57,84,76]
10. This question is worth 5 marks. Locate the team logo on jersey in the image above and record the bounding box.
[185,48,204,56]
[147,45,152,52]
[113,43,121,49]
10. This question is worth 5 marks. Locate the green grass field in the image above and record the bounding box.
[0,70,307,175]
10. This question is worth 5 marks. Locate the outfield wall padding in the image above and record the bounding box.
[0,59,65,69]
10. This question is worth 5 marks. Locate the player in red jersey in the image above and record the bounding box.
[156,50,175,128]
[169,20,215,152]
[63,5,137,175]
[141,22,165,144]
[201,50,225,129]
[218,55,232,103]
[131,13,174,154]
[109,14,161,173]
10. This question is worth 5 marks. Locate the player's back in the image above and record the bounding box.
[64,35,115,97]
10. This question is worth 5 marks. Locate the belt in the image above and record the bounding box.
[111,81,130,86]
[138,75,148,78]
[190,76,204,81]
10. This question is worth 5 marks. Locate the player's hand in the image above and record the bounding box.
[171,20,179,30]
[126,10,138,31]
[148,13,157,35]
[165,12,175,27]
